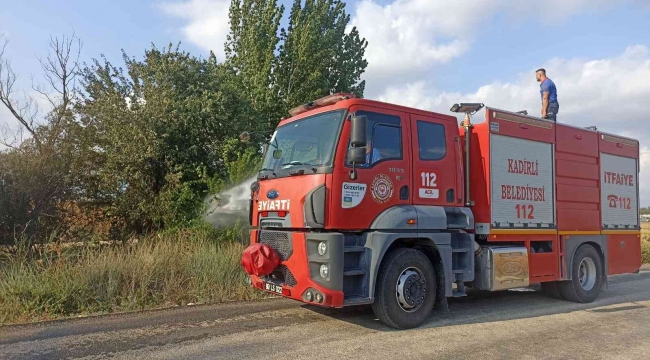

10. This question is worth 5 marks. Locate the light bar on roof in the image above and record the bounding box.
[288,93,356,117]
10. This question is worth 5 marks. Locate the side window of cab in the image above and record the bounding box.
[417,121,446,161]
[347,111,402,167]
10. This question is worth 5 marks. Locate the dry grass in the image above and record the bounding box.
[642,223,650,265]
[0,227,263,325]
[1,222,647,325]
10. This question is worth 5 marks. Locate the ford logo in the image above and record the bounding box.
[501,261,523,276]
[267,189,279,199]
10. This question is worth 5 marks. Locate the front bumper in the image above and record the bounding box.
[247,229,345,307]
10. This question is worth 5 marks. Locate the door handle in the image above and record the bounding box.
[400,185,409,200]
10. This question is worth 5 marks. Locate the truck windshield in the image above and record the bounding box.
[261,110,344,176]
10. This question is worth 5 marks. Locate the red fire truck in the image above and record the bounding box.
[240,94,642,329]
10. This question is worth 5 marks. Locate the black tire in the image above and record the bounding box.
[371,248,436,329]
[557,244,603,303]
[540,281,564,300]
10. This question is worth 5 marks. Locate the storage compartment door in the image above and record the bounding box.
[607,234,642,275]
[600,153,639,229]
[490,134,555,228]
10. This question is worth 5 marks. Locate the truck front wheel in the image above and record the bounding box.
[557,244,603,303]
[371,248,436,329]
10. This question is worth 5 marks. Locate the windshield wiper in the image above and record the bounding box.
[281,161,313,167]
[281,162,319,176]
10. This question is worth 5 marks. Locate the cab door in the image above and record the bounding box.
[409,114,459,207]
[329,105,412,230]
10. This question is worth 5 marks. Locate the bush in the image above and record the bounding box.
[0,228,262,324]
[642,237,650,265]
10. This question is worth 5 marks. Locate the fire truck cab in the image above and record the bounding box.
[241,93,642,329]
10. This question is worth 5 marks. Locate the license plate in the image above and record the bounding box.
[264,282,283,294]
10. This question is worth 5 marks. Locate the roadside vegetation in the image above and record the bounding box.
[0,224,266,324]
[642,223,650,265]
[0,0,368,324]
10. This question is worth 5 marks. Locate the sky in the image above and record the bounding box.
[1,0,650,204]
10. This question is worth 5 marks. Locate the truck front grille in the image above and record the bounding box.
[259,230,292,261]
[262,265,298,287]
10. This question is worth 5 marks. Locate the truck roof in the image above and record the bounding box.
[483,106,640,144]
[278,97,459,127]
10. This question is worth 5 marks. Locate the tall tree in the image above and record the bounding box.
[275,0,368,112]
[224,0,368,128]
[0,32,81,153]
[0,32,82,243]
[225,0,284,132]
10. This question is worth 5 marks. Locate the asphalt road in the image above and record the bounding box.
[2,269,650,360]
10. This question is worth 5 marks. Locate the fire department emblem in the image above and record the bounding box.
[371,174,394,204]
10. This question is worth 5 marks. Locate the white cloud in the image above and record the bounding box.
[158,0,642,85]
[378,45,650,205]
[159,0,230,61]
[350,0,643,93]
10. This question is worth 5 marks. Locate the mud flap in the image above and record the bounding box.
[434,262,449,314]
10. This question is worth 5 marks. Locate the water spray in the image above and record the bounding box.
[204,176,256,228]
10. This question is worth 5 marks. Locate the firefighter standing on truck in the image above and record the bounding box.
[536,68,559,121]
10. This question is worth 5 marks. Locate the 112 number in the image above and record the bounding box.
[421,172,437,187]
[618,196,632,209]
[515,204,535,219]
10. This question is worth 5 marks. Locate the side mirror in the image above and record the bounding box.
[261,144,269,156]
[350,115,367,147]
[348,147,366,164]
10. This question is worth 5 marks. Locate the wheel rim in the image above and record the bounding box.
[395,267,426,312]
[578,257,597,291]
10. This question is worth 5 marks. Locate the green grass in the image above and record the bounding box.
[0,227,264,325]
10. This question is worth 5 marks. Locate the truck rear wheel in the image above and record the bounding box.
[371,248,436,329]
[557,244,603,303]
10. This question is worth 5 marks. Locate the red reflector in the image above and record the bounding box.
[255,281,263,289]
[261,211,268,217]
[282,288,291,296]
[616,143,623,148]
[277,211,287,217]
[575,134,582,139]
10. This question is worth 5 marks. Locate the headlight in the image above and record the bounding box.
[320,264,329,278]
[318,242,327,256]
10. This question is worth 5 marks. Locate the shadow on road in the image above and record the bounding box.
[302,271,650,332]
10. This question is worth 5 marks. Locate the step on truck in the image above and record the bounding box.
[240,94,642,329]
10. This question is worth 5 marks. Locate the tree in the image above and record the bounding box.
[225,0,284,132]
[74,44,258,233]
[0,32,81,153]
[224,0,368,129]
[0,32,82,243]
[275,0,368,111]
[0,0,370,242]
